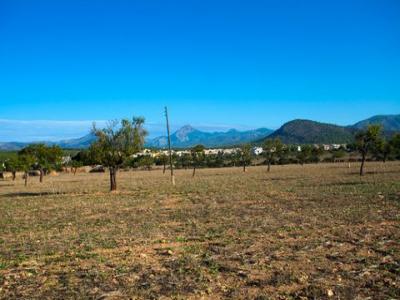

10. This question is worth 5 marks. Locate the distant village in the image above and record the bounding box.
[132,143,348,158]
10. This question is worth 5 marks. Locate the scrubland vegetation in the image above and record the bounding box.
[0,162,399,299]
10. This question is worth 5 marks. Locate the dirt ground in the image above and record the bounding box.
[0,162,399,299]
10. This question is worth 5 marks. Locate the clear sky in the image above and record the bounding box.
[0,0,399,141]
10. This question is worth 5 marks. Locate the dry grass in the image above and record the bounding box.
[0,162,399,299]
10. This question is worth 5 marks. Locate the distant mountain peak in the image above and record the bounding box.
[175,125,198,142]
[179,124,195,131]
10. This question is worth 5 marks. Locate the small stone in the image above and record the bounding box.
[237,270,247,278]
[327,289,334,297]
[382,255,394,263]
[155,248,173,256]
[298,274,309,284]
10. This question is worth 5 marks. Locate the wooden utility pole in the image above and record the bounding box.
[165,107,175,186]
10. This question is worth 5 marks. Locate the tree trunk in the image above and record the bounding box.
[24,172,28,187]
[243,162,246,172]
[39,168,44,183]
[12,171,16,181]
[109,167,117,191]
[267,160,271,172]
[163,163,166,174]
[360,153,366,176]
[192,166,196,177]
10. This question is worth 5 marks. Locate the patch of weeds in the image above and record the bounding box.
[267,271,296,286]
[254,296,272,300]
[94,218,113,226]
[11,253,28,266]
[201,252,221,274]
[159,253,207,295]
[43,248,57,256]
[0,261,8,269]
[183,244,203,255]
[75,251,99,260]
[44,254,67,264]
[380,262,400,275]
[115,265,130,275]
[205,228,223,240]
[140,222,157,238]
[171,209,189,222]
[99,238,118,249]
[277,225,303,233]
[175,236,187,243]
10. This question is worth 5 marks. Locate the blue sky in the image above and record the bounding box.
[0,0,399,141]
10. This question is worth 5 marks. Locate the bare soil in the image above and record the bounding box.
[0,162,399,299]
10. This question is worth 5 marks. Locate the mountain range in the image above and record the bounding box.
[0,133,97,151]
[0,114,399,150]
[146,125,273,148]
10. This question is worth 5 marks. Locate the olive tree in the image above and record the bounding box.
[17,153,35,187]
[19,144,63,182]
[191,144,205,177]
[355,124,383,176]
[159,153,168,174]
[3,156,20,180]
[263,138,283,172]
[239,144,252,172]
[390,133,400,160]
[90,117,147,191]
[138,155,154,171]
[69,160,83,175]
[296,145,312,166]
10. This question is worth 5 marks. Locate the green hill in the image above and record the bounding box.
[265,119,354,144]
[351,114,400,134]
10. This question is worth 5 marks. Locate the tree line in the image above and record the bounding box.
[1,120,400,191]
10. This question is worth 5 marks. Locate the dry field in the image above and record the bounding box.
[0,162,399,299]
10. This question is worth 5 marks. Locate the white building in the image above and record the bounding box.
[323,145,331,151]
[252,147,264,155]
